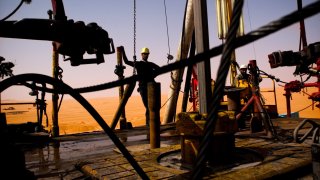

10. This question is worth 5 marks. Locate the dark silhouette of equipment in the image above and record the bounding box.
[268,42,320,115]
[268,41,320,75]
[0,56,14,78]
[0,19,115,66]
[0,0,115,66]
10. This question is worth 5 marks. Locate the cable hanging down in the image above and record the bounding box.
[163,0,173,62]
[0,0,31,21]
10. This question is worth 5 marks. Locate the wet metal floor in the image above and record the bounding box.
[19,119,318,179]
[22,125,179,179]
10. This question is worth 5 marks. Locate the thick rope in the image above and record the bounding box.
[72,1,320,94]
[190,0,244,179]
[8,2,320,96]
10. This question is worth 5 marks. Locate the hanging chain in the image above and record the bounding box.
[164,0,173,63]
[133,0,137,75]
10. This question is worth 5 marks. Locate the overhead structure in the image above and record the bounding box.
[162,0,195,124]
[163,0,245,123]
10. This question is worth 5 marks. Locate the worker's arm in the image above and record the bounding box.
[119,46,134,67]
[150,62,160,71]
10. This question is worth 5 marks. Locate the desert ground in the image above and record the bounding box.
[2,87,319,135]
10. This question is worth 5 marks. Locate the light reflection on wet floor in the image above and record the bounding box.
[22,130,179,178]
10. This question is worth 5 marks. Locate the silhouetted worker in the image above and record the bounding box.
[119,46,160,126]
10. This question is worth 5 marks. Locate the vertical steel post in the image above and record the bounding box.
[181,34,196,112]
[51,43,59,137]
[148,82,161,149]
[116,47,127,129]
[110,82,135,130]
[50,0,67,137]
[193,0,212,114]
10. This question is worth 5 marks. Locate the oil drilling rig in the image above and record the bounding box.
[1,0,320,179]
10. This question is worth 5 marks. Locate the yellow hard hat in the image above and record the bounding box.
[141,47,150,54]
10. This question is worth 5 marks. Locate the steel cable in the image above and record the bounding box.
[2,2,320,95]
[190,0,244,178]
[0,0,24,21]
[73,1,320,94]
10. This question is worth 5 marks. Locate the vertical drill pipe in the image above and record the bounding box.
[116,47,127,127]
[181,34,196,112]
[191,0,244,178]
[181,65,192,112]
[193,0,212,114]
[148,82,161,149]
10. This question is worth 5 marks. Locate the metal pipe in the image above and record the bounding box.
[50,0,67,137]
[116,47,127,129]
[0,73,149,180]
[182,65,192,112]
[148,82,161,149]
[181,33,196,112]
[110,82,135,130]
[51,43,59,137]
[193,0,212,114]
[163,0,194,124]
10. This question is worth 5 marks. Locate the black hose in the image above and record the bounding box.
[0,73,149,180]
[1,0,24,21]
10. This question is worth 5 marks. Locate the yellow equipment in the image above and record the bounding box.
[141,47,150,54]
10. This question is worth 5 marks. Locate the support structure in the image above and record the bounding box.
[163,0,195,124]
[51,40,60,137]
[50,0,67,137]
[193,0,212,114]
[148,82,161,149]
[110,82,135,130]
[116,47,127,129]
